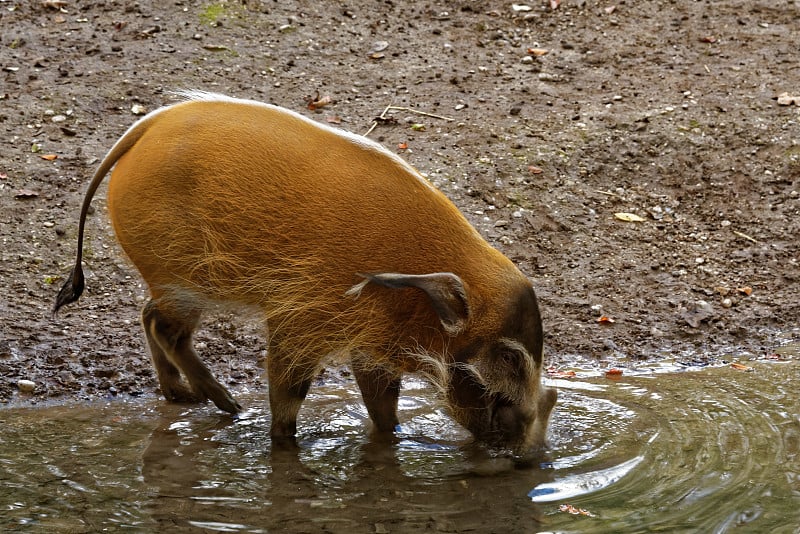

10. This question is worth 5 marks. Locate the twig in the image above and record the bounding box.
[364,104,393,137]
[364,104,453,137]
[595,189,623,198]
[733,230,757,243]
[385,106,454,122]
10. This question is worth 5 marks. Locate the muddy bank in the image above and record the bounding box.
[0,0,797,404]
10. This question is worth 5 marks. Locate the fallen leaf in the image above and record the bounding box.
[614,212,645,222]
[369,41,389,54]
[731,362,753,372]
[527,48,549,56]
[597,315,615,324]
[42,0,68,10]
[40,154,58,161]
[699,35,717,43]
[605,368,623,378]
[15,189,39,199]
[547,367,576,378]
[307,93,332,111]
[374,116,398,126]
[559,504,596,517]
[736,286,753,296]
[202,44,230,52]
[397,142,408,150]
[776,92,800,106]
[410,123,425,131]
[528,165,543,174]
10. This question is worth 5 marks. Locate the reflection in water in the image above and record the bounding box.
[0,360,798,533]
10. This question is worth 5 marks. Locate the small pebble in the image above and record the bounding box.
[17,379,36,393]
[722,298,733,308]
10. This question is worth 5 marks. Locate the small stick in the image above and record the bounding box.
[385,106,454,122]
[595,189,623,198]
[733,230,757,243]
[364,104,393,137]
[364,104,453,137]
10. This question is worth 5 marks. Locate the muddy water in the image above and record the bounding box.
[1,359,798,533]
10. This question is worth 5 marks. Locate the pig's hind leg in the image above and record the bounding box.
[141,299,242,414]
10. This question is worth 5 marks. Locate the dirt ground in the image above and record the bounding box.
[1,0,798,406]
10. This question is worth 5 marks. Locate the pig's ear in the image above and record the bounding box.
[350,272,470,335]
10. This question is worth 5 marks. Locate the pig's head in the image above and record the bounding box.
[353,272,557,453]
[446,281,557,452]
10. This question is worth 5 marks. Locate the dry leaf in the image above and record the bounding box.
[605,368,623,378]
[40,154,58,161]
[559,504,596,517]
[614,212,645,222]
[397,142,408,150]
[776,92,800,106]
[202,44,230,52]
[731,362,753,372]
[528,165,543,174]
[15,189,39,199]
[42,0,68,10]
[547,367,576,378]
[527,48,549,56]
[736,286,753,296]
[699,35,717,43]
[597,315,615,324]
[307,94,332,111]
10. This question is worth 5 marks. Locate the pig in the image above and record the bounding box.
[53,92,556,452]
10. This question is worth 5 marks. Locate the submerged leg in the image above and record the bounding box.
[142,299,241,414]
[531,386,558,449]
[352,362,401,435]
[266,343,314,441]
[142,299,201,403]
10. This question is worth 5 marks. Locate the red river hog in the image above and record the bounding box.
[53,92,556,452]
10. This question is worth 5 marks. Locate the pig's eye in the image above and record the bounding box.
[498,349,524,377]
[495,343,533,382]
[499,350,517,367]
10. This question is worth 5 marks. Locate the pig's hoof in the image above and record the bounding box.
[213,395,243,414]
[206,386,242,414]
[163,383,208,404]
